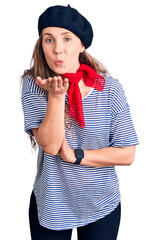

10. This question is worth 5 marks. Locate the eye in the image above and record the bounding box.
[65,37,71,42]
[46,38,54,43]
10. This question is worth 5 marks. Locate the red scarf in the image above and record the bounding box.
[62,64,105,128]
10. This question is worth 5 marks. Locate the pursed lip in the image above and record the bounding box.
[55,60,64,65]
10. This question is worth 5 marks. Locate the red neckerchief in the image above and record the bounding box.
[62,63,105,128]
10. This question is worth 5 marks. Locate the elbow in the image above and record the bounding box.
[125,146,136,166]
[37,138,62,155]
[41,144,60,156]
[126,155,135,166]
[34,129,62,156]
[35,136,61,156]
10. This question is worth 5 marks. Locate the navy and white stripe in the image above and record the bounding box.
[21,74,139,230]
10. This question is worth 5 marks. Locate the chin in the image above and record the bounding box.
[50,63,79,75]
[50,66,66,75]
[56,70,67,75]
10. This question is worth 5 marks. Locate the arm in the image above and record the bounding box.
[82,145,136,167]
[32,76,69,155]
[57,136,136,167]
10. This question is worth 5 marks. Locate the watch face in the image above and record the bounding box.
[75,149,84,158]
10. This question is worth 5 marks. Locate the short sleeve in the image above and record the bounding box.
[109,79,139,147]
[21,75,47,136]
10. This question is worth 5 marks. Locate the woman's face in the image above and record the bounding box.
[42,27,85,74]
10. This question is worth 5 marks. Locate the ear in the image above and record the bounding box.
[80,45,85,53]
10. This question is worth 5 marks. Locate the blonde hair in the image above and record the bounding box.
[22,34,108,147]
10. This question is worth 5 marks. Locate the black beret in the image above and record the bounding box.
[38,5,93,49]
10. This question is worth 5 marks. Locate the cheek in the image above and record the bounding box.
[43,48,50,59]
[68,47,80,59]
[45,53,52,62]
[42,44,52,60]
[43,50,55,68]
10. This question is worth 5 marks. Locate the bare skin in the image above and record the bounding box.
[33,75,68,155]
[32,27,136,167]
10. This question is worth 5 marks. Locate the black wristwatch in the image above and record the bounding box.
[74,149,84,164]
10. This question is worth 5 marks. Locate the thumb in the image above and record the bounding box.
[35,76,47,87]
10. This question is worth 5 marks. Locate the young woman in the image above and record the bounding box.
[21,5,139,240]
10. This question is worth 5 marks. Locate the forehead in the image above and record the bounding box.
[42,27,74,36]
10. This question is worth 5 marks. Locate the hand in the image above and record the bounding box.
[57,135,76,164]
[35,76,69,96]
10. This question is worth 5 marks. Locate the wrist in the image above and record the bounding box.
[62,148,76,164]
[48,92,65,100]
[74,149,84,165]
[70,149,77,163]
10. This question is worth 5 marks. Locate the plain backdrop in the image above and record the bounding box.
[1,0,157,239]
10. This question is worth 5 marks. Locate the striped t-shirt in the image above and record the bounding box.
[21,74,139,230]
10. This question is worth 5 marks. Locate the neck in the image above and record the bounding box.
[78,78,85,89]
[68,62,80,73]
[79,79,93,98]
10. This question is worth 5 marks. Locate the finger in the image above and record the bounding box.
[63,78,69,88]
[47,77,53,88]
[47,77,53,81]
[36,76,42,81]
[35,76,42,85]
[51,76,58,88]
[36,77,47,87]
[57,76,62,87]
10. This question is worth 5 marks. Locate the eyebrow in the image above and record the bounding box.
[43,31,72,37]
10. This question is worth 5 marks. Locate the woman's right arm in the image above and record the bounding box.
[32,76,69,155]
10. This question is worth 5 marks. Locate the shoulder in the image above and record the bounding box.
[101,74,125,97]
[103,74,123,91]
[101,74,129,112]
[21,74,45,97]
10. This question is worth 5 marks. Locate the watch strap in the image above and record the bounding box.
[74,149,84,165]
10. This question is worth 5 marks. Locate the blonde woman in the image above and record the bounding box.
[21,5,139,240]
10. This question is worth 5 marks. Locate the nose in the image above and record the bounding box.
[53,40,63,55]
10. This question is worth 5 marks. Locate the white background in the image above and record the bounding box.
[1,0,157,239]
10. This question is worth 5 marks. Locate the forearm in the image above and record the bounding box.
[81,146,136,167]
[36,93,65,154]
[62,145,136,167]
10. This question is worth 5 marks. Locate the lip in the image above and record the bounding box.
[55,60,64,65]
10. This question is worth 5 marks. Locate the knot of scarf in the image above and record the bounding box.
[62,63,105,128]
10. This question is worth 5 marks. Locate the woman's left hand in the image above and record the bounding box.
[57,135,76,164]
